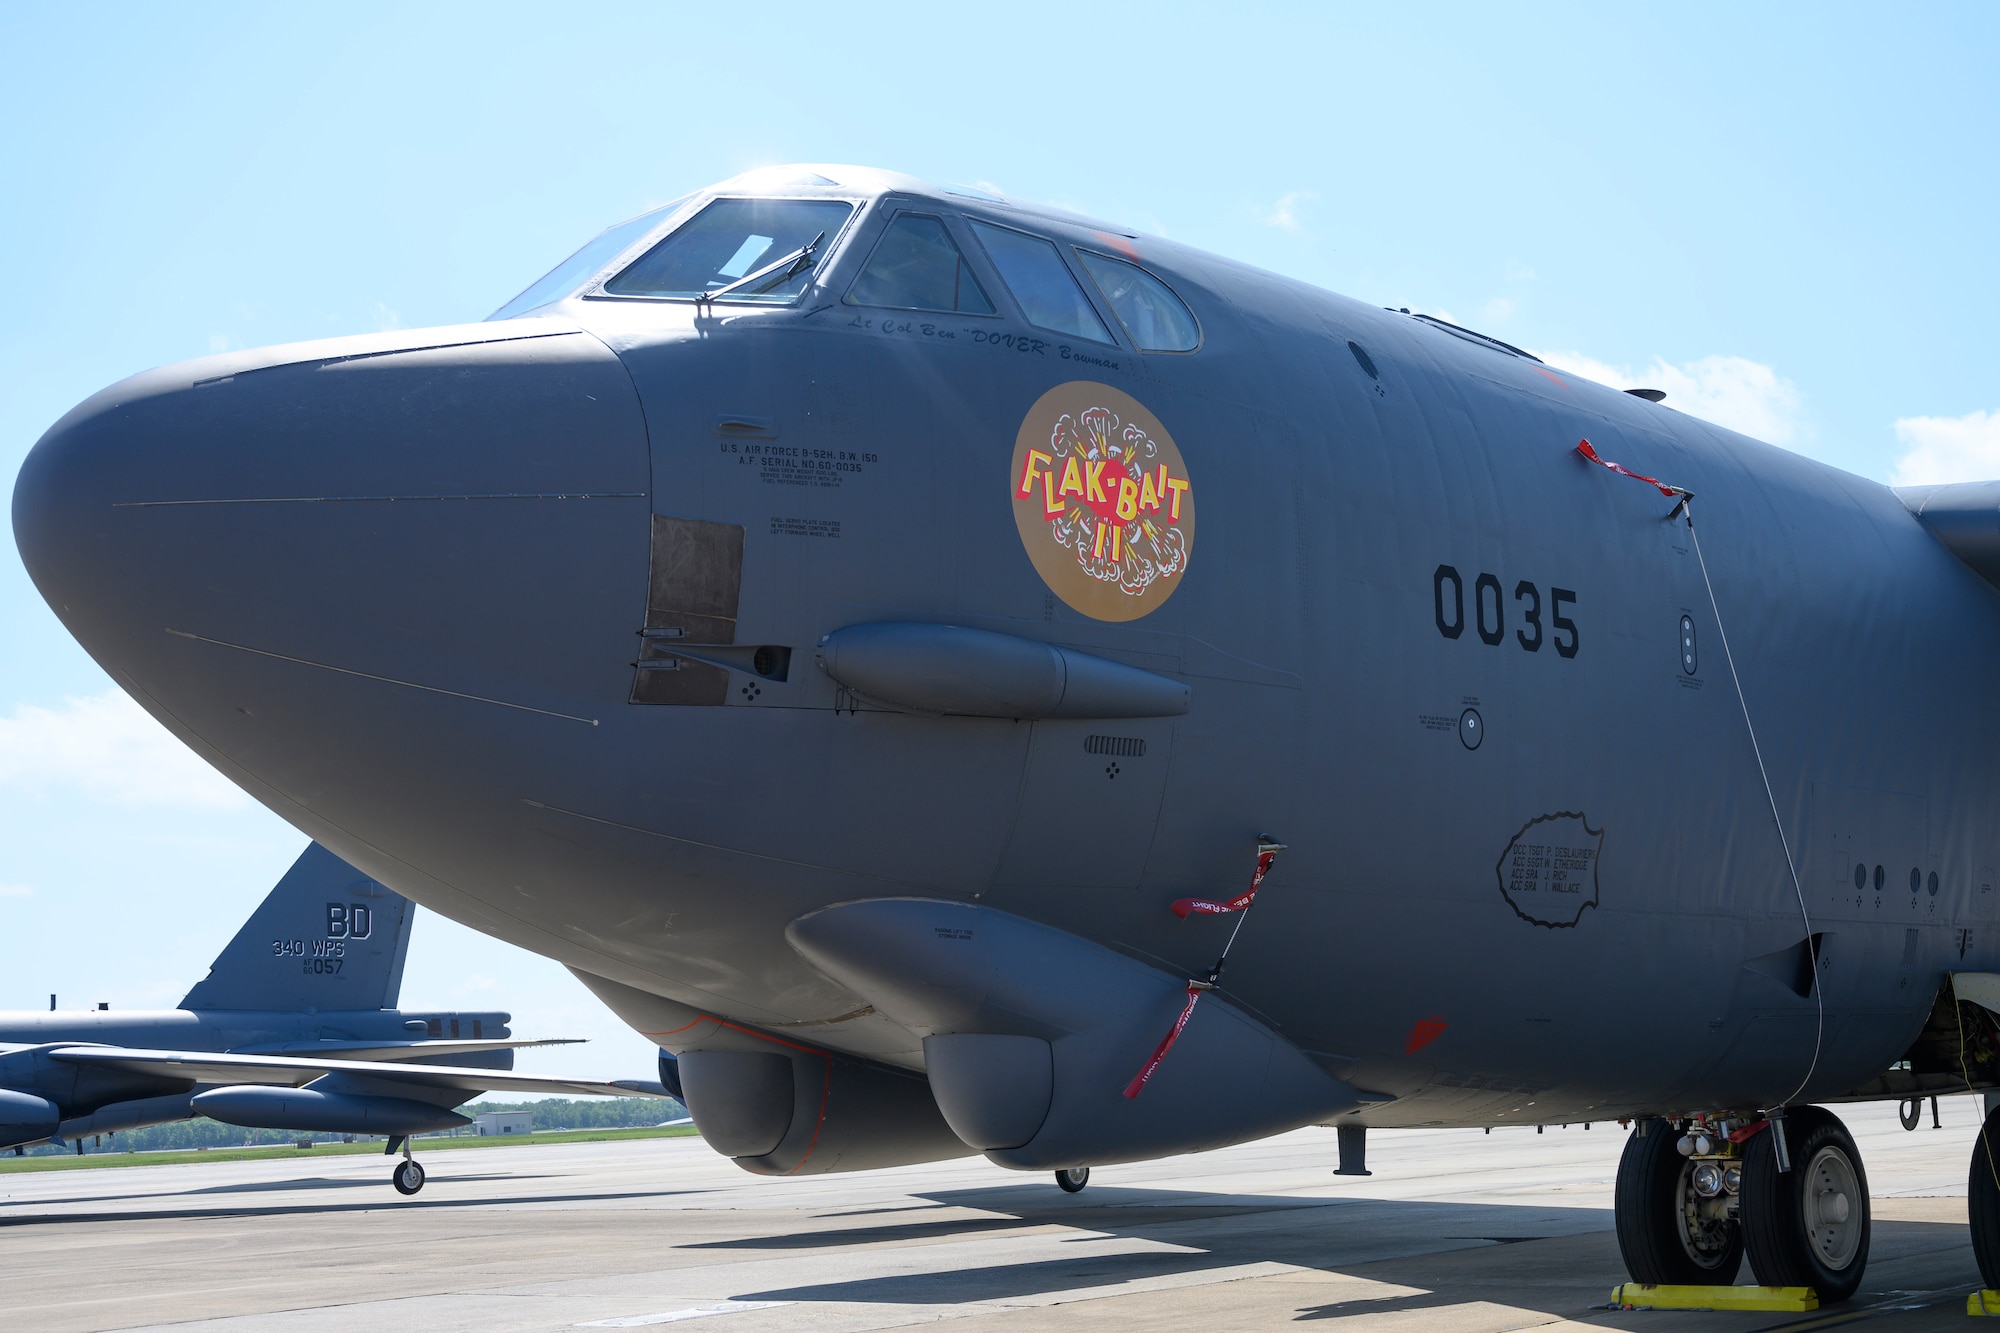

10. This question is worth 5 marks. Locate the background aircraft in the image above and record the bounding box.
[0,842,667,1192]
[15,159,2000,1294]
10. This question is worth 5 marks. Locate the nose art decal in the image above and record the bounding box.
[1010,381,1195,623]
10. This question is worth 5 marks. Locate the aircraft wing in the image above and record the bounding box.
[230,1037,583,1062]
[45,1046,671,1099]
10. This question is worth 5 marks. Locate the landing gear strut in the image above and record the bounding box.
[1054,1167,1089,1193]
[1614,1118,1743,1284]
[386,1134,426,1196]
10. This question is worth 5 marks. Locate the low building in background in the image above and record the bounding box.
[475,1111,534,1137]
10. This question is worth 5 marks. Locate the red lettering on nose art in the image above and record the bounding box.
[1406,1016,1448,1054]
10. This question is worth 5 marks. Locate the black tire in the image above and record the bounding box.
[1055,1167,1089,1193]
[392,1159,426,1196]
[1614,1119,1743,1284]
[1968,1107,2000,1288]
[1741,1107,1868,1302]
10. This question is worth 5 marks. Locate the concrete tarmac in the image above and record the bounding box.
[0,1099,1986,1332]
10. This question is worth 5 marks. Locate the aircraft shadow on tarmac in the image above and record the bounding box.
[185,1171,528,1194]
[0,1187,689,1227]
[720,1185,1974,1325]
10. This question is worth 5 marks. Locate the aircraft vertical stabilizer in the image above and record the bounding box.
[180,843,413,1011]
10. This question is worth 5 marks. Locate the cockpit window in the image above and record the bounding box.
[603,197,855,303]
[967,220,1113,343]
[845,214,995,314]
[1075,250,1200,352]
[488,199,686,320]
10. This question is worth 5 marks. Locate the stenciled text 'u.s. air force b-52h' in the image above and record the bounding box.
[18,163,2000,1298]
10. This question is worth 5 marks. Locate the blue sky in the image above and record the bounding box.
[2,2,1996,1081]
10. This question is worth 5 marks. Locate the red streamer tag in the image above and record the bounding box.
[1576,439,1685,498]
[1172,846,1279,918]
[1728,1118,1769,1145]
[1123,983,1204,1099]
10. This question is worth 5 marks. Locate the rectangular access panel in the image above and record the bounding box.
[630,514,744,706]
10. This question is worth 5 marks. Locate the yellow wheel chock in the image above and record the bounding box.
[1971,1289,2000,1316]
[1609,1284,1817,1312]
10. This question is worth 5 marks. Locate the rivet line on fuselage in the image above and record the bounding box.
[163,628,599,726]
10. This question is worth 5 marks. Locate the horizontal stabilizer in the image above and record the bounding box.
[232,1038,581,1062]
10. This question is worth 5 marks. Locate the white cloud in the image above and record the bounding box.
[1536,350,1803,446]
[1890,410,2000,486]
[0,885,31,899]
[1259,190,1314,233]
[0,690,248,810]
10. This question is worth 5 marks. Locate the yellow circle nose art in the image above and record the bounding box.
[1009,381,1195,622]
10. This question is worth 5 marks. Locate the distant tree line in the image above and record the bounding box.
[18,1095,687,1157]
[461,1096,688,1129]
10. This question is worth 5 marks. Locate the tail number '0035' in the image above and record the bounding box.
[1433,565,1576,659]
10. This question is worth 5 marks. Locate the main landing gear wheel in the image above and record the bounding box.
[1967,1107,2000,1288]
[1055,1167,1090,1193]
[1741,1107,1869,1303]
[392,1158,426,1195]
[1614,1119,1743,1284]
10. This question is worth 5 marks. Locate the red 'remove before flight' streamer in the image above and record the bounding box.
[1171,844,1279,918]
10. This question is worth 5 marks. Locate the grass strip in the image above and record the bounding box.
[0,1123,701,1174]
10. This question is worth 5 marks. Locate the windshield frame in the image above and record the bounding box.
[581,193,868,307]
[488,197,697,321]
[1072,247,1204,355]
[842,209,1002,318]
[961,215,1121,347]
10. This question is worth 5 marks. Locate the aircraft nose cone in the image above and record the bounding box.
[13,320,652,811]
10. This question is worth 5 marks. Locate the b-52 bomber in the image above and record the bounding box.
[0,842,666,1192]
[18,163,2000,1294]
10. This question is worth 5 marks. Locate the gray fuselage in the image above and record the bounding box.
[14,166,1992,1138]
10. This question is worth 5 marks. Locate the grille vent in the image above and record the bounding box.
[1084,735,1147,758]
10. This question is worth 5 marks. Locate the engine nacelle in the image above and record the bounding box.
[569,968,971,1175]
[788,898,1361,1169]
[673,1045,970,1175]
[0,1088,60,1150]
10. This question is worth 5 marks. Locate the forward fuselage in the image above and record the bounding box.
[15,171,1994,1132]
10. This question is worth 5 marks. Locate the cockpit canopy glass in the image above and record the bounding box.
[1076,250,1200,352]
[603,197,855,303]
[845,213,994,314]
[488,200,685,320]
[967,220,1113,344]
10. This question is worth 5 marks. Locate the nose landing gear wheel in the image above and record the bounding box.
[1614,1119,1743,1284]
[392,1158,426,1195]
[1055,1167,1089,1193]
[1741,1107,1869,1303]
